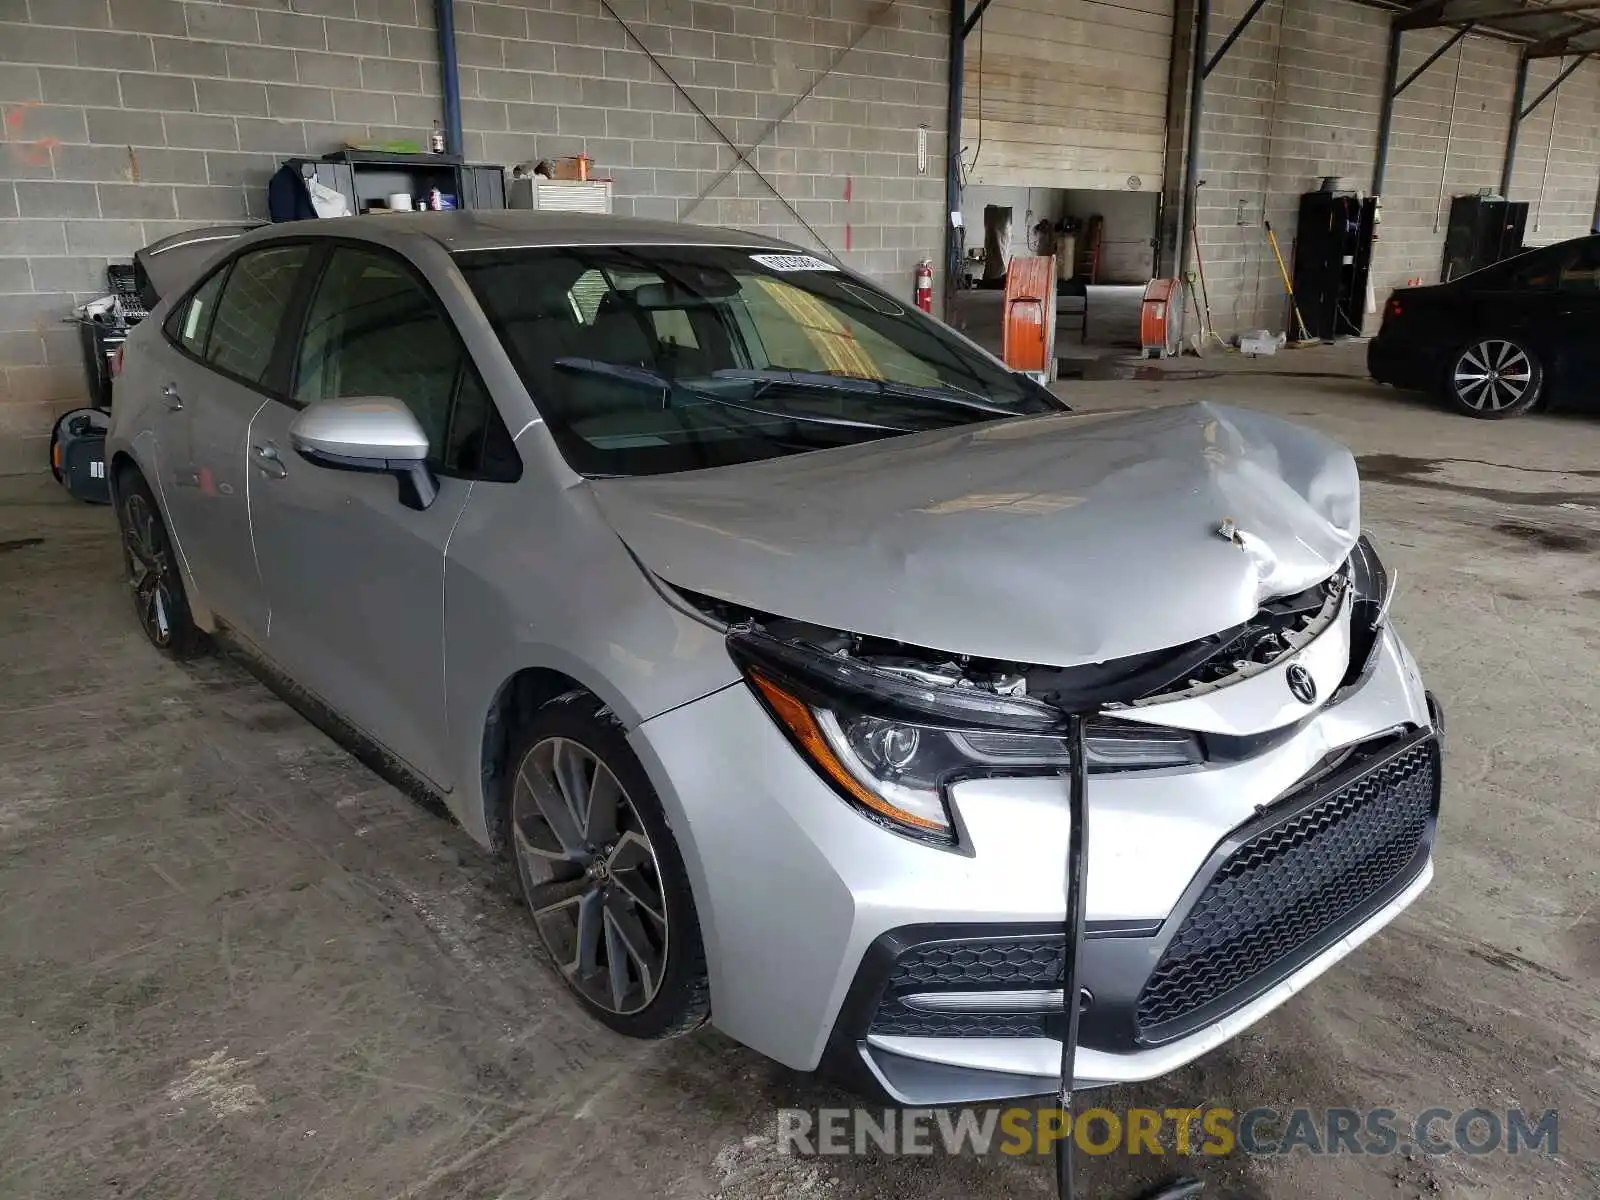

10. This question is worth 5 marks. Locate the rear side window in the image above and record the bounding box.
[1509,248,1565,291]
[164,265,227,357]
[293,245,518,480]
[1558,240,1600,293]
[205,244,310,384]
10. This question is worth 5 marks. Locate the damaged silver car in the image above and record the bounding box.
[107,212,1441,1103]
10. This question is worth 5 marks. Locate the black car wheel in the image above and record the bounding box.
[506,693,710,1040]
[1447,337,1542,419]
[116,471,207,659]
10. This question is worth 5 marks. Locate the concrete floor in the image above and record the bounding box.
[2,352,1598,1199]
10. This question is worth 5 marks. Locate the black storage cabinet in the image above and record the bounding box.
[77,264,148,410]
[1441,196,1528,282]
[283,150,506,215]
[1292,191,1377,341]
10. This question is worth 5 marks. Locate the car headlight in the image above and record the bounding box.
[731,628,1201,844]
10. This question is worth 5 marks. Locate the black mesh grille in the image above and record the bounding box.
[890,941,1064,989]
[871,940,1064,1038]
[872,1008,1051,1038]
[1136,738,1436,1033]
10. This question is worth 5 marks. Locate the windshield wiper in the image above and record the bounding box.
[710,368,1020,419]
[553,358,914,433]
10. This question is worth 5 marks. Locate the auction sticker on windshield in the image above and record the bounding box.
[750,253,838,273]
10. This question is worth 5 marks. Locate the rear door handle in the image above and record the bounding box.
[251,442,287,479]
[162,383,183,411]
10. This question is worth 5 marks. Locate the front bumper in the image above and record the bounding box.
[825,726,1439,1104]
[628,623,1438,1103]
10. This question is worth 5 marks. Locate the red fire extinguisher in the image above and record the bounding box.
[914,260,933,313]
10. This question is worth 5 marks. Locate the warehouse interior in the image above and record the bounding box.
[2,0,1599,451]
[2,0,1600,1197]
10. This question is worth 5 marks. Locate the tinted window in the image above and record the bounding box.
[294,245,516,478]
[206,245,309,384]
[447,370,521,479]
[164,264,228,357]
[1558,240,1600,293]
[458,245,1061,478]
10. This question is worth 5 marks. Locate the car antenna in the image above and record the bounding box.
[1056,712,1205,1200]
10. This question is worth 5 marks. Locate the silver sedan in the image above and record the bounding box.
[108,212,1440,1104]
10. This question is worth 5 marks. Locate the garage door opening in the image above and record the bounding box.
[948,0,1173,369]
[951,184,1157,367]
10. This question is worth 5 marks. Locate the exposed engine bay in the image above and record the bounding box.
[678,562,1352,715]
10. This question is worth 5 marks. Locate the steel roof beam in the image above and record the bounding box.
[1395,22,1475,92]
[1526,28,1600,51]
[1399,0,1600,29]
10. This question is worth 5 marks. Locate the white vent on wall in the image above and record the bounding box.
[509,178,614,214]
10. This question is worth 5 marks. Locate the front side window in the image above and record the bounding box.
[457,245,1061,477]
[294,245,516,478]
[205,244,309,384]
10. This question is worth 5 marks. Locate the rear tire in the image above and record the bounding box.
[505,692,710,1040]
[116,471,207,659]
[1445,337,1542,419]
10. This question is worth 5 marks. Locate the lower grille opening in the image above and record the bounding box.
[871,940,1065,1038]
[1136,736,1437,1038]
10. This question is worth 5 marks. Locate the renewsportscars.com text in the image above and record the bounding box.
[777,1106,1559,1159]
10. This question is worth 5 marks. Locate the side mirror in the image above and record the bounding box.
[289,396,438,510]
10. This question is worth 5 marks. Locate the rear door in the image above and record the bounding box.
[156,244,311,641]
[246,242,517,787]
[1551,239,1600,404]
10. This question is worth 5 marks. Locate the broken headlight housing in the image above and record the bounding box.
[729,627,1201,844]
[1348,533,1395,628]
[1342,533,1396,691]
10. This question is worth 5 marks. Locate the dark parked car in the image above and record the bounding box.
[1369,233,1600,418]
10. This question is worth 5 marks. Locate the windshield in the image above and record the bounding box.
[456,245,1063,477]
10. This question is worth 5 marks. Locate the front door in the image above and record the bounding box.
[156,245,310,641]
[246,244,502,789]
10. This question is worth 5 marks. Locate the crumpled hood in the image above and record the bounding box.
[589,401,1361,668]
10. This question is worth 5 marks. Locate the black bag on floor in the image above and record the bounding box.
[49,408,112,505]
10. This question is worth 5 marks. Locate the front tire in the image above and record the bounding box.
[116,472,207,659]
[1446,337,1542,418]
[506,693,709,1040]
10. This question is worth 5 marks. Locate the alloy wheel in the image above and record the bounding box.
[1453,340,1533,413]
[512,737,670,1015]
[123,493,175,647]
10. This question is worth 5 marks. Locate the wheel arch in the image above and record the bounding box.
[478,666,605,857]
[109,448,142,505]
[108,447,218,632]
[471,659,722,952]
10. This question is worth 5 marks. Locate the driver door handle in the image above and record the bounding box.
[162,382,183,411]
[251,442,287,480]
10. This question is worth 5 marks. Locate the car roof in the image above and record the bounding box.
[249,210,802,255]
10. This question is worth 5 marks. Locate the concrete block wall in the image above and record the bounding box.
[1378,26,1518,299]
[0,0,948,473]
[1509,54,1600,246]
[1196,0,1387,336]
[1196,0,1600,339]
[453,0,948,284]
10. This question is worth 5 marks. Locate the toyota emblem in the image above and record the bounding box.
[1286,663,1318,705]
